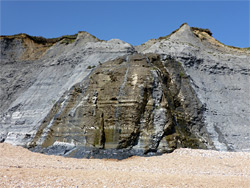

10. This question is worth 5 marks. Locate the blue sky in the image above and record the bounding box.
[1,1,249,47]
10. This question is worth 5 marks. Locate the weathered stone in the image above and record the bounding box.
[0,32,135,147]
[27,54,212,158]
[1,24,249,159]
[136,23,250,152]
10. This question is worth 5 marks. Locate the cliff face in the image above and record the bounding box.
[29,54,212,159]
[136,24,250,152]
[0,32,134,150]
[0,24,249,158]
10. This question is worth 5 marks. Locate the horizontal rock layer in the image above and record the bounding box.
[29,54,212,159]
[136,24,250,152]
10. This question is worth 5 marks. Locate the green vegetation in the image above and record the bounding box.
[177,61,182,66]
[51,99,56,104]
[2,31,105,46]
[28,34,77,44]
[5,33,78,45]
[185,42,195,47]
[158,35,171,40]
[179,72,184,78]
[87,65,96,69]
[60,37,76,45]
[158,23,188,41]
[214,38,244,50]
[191,27,213,36]
[193,30,247,51]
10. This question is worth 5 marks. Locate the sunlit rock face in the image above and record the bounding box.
[29,53,212,159]
[136,24,250,152]
[0,32,135,149]
[1,23,249,159]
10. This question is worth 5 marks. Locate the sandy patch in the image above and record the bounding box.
[0,143,249,187]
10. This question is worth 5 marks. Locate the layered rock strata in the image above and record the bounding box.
[136,24,250,152]
[1,24,249,158]
[29,54,212,159]
[0,32,135,148]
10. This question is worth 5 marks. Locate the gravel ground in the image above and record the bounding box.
[0,143,250,188]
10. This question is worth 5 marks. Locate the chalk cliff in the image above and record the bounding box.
[0,24,249,159]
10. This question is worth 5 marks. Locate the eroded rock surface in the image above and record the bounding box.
[136,23,250,152]
[29,54,212,159]
[0,32,135,147]
[1,24,249,158]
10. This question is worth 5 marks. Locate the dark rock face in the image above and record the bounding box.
[29,54,212,159]
[136,24,250,152]
[1,24,249,158]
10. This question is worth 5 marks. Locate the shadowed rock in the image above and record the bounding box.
[29,54,212,159]
[136,23,250,152]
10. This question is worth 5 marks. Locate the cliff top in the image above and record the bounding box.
[136,23,250,55]
[0,31,100,45]
[1,23,249,51]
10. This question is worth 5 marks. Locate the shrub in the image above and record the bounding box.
[179,72,184,78]
[87,65,96,69]
[191,27,213,36]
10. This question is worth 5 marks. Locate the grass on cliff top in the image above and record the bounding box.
[156,24,249,51]
[191,27,213,36]
[157,23,186,40]
[191,27,250,51]
[27,34,78,45]
[0,33,78,45]
[1,31,101,45]
[157,25,213,41]
[138,23,188,46]
[213,38,250,51]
